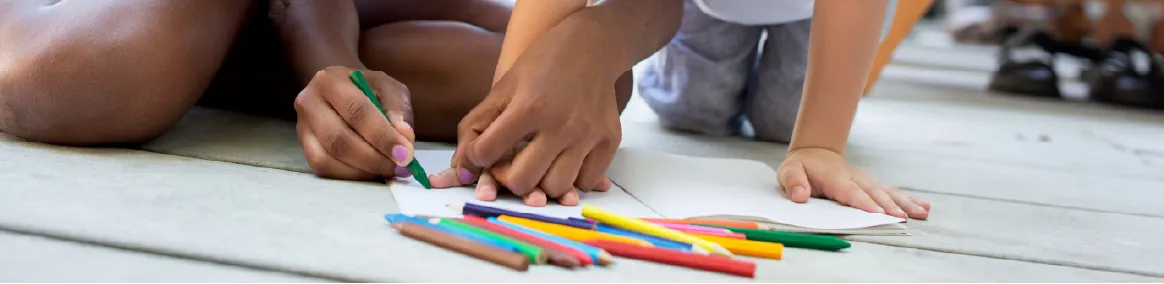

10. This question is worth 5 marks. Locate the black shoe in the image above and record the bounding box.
[988,28,1064,98]
[1088,38,1164,110]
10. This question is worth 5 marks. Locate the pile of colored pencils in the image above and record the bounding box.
[385,203,852,278]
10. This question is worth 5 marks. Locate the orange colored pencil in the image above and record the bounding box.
[640,218,769,230]
[696,235,783,260]
[498,215,655,248]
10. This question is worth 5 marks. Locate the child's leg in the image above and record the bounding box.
[637,0,763,137]
[744,19,812,143]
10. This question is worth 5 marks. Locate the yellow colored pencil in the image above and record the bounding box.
[581,205,733,257]
[497,215,654,248]
[696,235,783,260]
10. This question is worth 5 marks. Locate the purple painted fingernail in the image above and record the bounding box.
[392,145,410,164]
[458,168,473,184]
[395,167,411,177]
[403,121,412,130]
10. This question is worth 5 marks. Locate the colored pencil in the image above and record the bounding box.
[349,71,430,189]
[490,218,615,266]
[594,224,699,253]
[450,203,596,230]
[566,217,595,224]
[585,240,756,278]
[563,217,695,252]
[384,214,518,252]
[700,225,851,251]
[432,218,549,264]
[581,205,732,256]
[392,222,530,271]
[460,215,591,267]
[655,223,731,234]
[695,235,784,260]
[498,215,654,247]
[640,218,770,230]
[655,223,745,239]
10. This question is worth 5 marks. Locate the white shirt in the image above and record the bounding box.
[692,0,816,25]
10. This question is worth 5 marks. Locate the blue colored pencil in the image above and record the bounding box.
[567,216,695,252]
[488,217,613,265]
[594,223,695,252]
[384,214,518,252]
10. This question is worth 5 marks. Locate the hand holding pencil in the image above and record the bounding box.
[294,67,422,182]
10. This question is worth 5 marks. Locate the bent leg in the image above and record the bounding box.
[359,20,503,142]
[636,0,762,137]
[746,19,812,143]
[0,1,250,145]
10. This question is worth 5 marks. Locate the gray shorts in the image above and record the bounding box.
[636,0,813,143]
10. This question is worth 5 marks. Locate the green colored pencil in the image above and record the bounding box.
[349,71,431,189]
[435,218,548,264]
[700,225,852,251]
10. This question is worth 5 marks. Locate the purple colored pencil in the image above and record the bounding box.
[455,202,596,230]
[567,217,596,224]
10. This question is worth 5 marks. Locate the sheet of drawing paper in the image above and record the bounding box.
[388,150,663,219]
[605,148,907,230]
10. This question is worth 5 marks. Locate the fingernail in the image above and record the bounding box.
[392,145,410,164]
[403,121,412,130]
[792,186,805,194]
[914,205,927,213]
[395,167,411,178]
[458,168,473,184]
[875,207,885,213]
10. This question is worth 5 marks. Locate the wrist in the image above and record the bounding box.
[286,49,366,84]
[545,8,630,83]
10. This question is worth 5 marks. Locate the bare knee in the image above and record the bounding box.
[0,1,251,145]
[359,21,503,141]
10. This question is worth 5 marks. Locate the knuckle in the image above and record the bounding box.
[293,92,309,112]
[507,178,537,195]
[575,177,599,192]
[305,149,331,168]
[345,101,367,124]
[373,129,401,149]
[324,131,348,157]
[540,177,571,197]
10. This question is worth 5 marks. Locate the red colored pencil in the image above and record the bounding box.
[460,215,594,266]
[583,240,756,278]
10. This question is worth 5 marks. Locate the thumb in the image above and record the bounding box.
[778,160,812,203]
[450,91,507,185]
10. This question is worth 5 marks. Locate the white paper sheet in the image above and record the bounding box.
[388,150,663,219]
[605,148,907,231]
[390,149,906,234]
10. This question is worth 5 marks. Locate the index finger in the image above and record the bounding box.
[327,71,413,167]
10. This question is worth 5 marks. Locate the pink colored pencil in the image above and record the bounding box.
[654,223,746,239]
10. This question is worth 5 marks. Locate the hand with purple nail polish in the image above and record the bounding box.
[294,66,417,181]
[778,148,931,220]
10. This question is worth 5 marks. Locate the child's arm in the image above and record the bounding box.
[492,0,591,84]
[790,0,887,154]
[779,0,931,219]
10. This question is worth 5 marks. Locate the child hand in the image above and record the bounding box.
[778,148,930,220]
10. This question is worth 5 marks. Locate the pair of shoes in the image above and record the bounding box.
[987,27,1065,98]
[987,29,1162,109]
[1087,38,1164,110]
